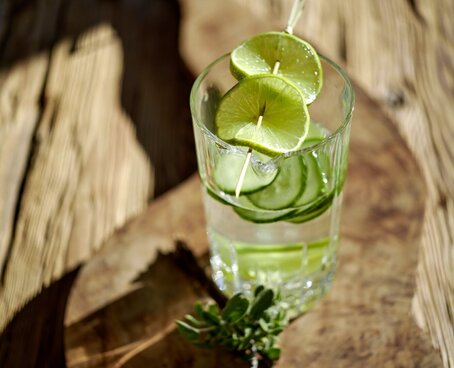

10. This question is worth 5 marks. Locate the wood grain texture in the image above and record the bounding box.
[0,21,152,332]
[0,0,196,336]
[184,0,454,365]
[0,48,48,277]
[64,40,442,368]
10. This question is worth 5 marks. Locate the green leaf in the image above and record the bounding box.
[202,311,220,326]
[259,318,269,332]
[204,304,221,325]
[249,288,274,320]
[266,347,281,360]
[176,320,200,341]
[276,309,287,321]
[244,327,252,340]
[176,286,286,363]
[208,303,219,316]
[195,303,205,318]
[254,285,265,297]
[193,303,222,326]
[184,314,203,326]
[221,293,249,323]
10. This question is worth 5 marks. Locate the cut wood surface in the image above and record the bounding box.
[0,0,195,343]
[64,65,443,368]
[181,0,454,366]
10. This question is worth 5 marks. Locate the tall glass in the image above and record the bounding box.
[190,54,354,317]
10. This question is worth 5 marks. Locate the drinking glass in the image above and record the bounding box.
[190,54,354,317]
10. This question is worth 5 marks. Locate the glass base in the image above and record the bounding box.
[211,256,336,319]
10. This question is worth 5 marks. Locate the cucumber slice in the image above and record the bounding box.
[206,187,231,206]
[287,191,334,224]
[206,184,293,224]
[214,153,278,195]
[292,154,324,207]
[234,207,294,223]
[234,198,294,223]
[291,137,329,208]
[247,156,307,210]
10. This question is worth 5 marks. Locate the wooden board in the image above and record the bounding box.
[64,77,443,366]
[0,0,195,364]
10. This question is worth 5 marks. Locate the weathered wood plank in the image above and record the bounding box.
[0,17,153,331]
[0,52,48,277]
[0,0,64,323]
[0,0,196,337]
[64,69,442,368]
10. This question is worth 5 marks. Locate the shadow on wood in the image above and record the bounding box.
[0,268,79,368]
[65,252,247,368]
[1,0,196,196]
[1,0,197,195]
[118,330,249,368]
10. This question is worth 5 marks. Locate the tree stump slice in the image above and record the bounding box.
[64,70,442,367]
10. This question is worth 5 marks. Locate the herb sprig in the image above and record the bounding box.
[176,286,288,366]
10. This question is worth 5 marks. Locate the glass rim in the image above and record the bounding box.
[190,53,355,159]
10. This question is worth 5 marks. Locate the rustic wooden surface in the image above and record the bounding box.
[0,0,451,366]
[181,0,454,366]
[0,0,195,364]
[64,69,443,368]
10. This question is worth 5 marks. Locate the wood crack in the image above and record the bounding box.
[407,0,426,25]
[338,11,347,64]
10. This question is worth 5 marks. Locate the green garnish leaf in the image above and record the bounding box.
[266,347,281,360]
[249,288,274,320]
[184,314,203,326]
[221,293,249,323]
[176,286,288,366]
[254,285,265,297]
[176,320,200,341]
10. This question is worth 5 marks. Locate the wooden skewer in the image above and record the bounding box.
[285,0,305,35]
[234,61,280,198]
[233,0,306,197]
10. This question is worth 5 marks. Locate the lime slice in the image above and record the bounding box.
[215,74,310,156]
[231,31,323,104]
